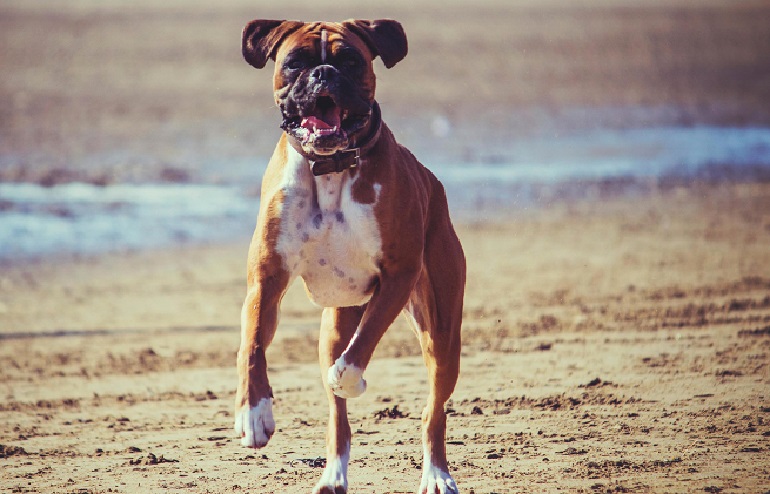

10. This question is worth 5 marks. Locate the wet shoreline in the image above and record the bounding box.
[3,121,770,261]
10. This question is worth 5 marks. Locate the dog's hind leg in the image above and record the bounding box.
[406,228,465,494]
[313,305,366,494]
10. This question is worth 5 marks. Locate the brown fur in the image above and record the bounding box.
[235,19,465,494]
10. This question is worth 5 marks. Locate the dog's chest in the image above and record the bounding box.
[276,155,382,308]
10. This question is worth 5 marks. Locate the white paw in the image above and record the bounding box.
[312,452,349,494]
[418,464,458,494]
[327,356,366,399]
[234,397,275,448]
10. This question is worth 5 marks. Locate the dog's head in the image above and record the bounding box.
[242,19,407,156]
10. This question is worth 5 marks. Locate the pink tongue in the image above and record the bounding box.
[301,106,342,132]
[301,116,331,131]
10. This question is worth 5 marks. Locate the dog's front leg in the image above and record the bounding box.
[327,267,419,399]
[234,269,289,448]
[314,306,365,494]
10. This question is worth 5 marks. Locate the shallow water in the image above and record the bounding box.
[2,125,770,260]
[0,184,256,260]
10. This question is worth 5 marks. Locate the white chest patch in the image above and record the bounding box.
[275,146,382,308]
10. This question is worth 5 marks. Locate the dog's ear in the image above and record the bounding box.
[242,19,304,69]
[342,19,408,69]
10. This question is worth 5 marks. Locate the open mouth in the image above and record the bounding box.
[282,94,369,154]
[299,95,348,139]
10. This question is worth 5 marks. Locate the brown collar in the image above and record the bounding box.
[289,102,382,176]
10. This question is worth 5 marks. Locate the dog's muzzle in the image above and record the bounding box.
[281,65,371,156]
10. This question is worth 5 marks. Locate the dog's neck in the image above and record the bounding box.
[288,101,383,176]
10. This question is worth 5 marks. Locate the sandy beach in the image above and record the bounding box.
[3,183,770,492]
[2,0,770,493]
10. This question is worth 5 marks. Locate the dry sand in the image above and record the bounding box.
[2,183,770,493]
[2,0,770,493]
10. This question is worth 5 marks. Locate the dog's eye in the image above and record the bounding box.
[336,52,362,70]
[285,59,307,71]
[341,58,359,69]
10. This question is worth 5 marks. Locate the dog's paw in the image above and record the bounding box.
[327,356,366,399]
[312,453,348,494]
[418,464,458,494]
[312,485,346,494]
[234,397,275,448]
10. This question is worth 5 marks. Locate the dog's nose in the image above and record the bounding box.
[310,65,337,82]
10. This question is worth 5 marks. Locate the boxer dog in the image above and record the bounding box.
[234,18,465,494]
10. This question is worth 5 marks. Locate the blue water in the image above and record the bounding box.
[2,125,770,260]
